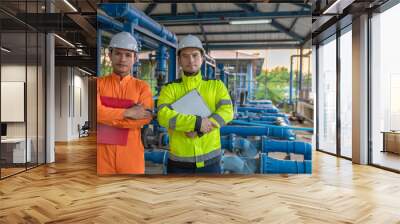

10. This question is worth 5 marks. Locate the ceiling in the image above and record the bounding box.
[132,3,312,50]
[0,0,98,73]
[311,0,389,44]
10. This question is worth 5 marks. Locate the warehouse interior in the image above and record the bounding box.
[0,0,400,223]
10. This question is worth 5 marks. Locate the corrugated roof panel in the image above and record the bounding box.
[203,24,277,33]
[255,3,280,12]
[273,18,293,28]
[293,18,312,36]
[131,3,148,12]
[167,26,199,34]
[195,3,241,13]
[206,33,292,42]
[274,3,301,12]
[152,3,171,14]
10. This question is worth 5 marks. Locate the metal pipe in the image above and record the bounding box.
[97,14,124,31]
[248,100,272,105]
[220,135,258,157]
[260,154,312,174]
[221,155,257,174]
[220,125,296,140]
[261,138,312,160]
[98,15,160,50]
[156,45,168,93]
[237,106,279,114]
[145,150,168,164]
[168,47,176,82]
[100,3,177,43]
[237,112,288,118]
[289,54,310,104]
[230,120,313,132]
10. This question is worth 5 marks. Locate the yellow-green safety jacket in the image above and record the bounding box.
[157,71,234,168]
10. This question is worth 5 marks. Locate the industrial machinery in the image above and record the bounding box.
[98,3,313,175]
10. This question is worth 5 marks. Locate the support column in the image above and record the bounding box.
[352,14,369,164]
[45,0,55,163]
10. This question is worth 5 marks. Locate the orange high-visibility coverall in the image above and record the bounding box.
[97,73,153,175]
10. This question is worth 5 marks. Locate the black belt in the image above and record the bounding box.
[167,155,221,169]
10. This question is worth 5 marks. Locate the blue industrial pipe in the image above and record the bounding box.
[145,150,168,164]
[207,64,215,79]
[220,135,258,157]
[97,14,124,31]
[168,47,176,82]
[97,14,160,50]
[100,3,177,43]
[230,120,313,132]
[260,154,311,174]
[237,112,288,118]
[222,156,244,173]
[237,106,279,114]
[248,100,272,105]
[261,138,312,160]
[161,134,169,146]
[156,45,168,93]
[221,156,257,174]
[220,125,296,140]
[145,150,168,174]
[217,63,228,86]
[236,116,290,126]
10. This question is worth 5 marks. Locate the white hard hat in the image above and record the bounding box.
[178,34,205,55]
[109,31,138,52]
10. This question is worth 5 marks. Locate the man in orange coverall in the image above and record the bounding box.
[97,32,153,175]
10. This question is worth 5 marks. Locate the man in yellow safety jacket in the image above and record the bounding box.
[157,35,234,174]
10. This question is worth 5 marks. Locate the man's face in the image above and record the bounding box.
[109,48,136,76]
[178,47,203,74]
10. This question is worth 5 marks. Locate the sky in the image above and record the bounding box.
[212,49,311,73]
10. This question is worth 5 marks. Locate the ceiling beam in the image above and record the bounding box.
[171,3,177,16]
[234,3,257,13]
[291,3,312,10]
[287,3,309,36]
[151,10,311,24]
[67,13,96,46]
[275,3,280,12]
[175,30,281,36]
[207,44,300,50]
[224,4,307,43]
[202,39,299,44]
[191,3,208,51]
[270,19,305,42]
[144,3,156,15]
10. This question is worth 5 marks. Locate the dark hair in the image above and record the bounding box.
[109,48,136,54]
[178,48,204,57]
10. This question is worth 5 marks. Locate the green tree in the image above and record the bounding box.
[255,66,298,105]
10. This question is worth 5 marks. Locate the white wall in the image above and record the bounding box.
[1,64,46,164]
[54,67,89,141]
[1,65,37,137]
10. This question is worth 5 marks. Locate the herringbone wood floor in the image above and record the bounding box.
[1,135,400,224]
